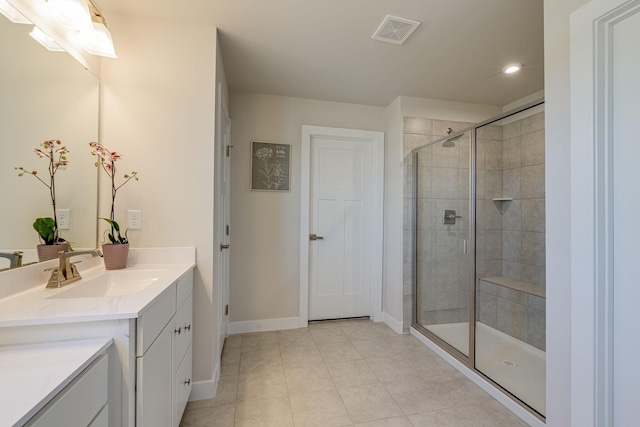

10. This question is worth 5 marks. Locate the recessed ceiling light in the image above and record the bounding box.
[503,63,523,74]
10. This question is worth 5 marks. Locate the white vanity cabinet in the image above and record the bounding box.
[136,270,193,427]
[25,353,109,427]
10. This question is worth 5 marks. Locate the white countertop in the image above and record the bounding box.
[0,338,113,427]
[0,247,196,327]
[0,263,194,327]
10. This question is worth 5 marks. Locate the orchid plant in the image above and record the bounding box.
[15,139,69,245]
[89,142,138,244]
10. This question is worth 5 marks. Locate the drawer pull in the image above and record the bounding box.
[175,327,182,335]
[184,324,191,331]
[184,379,191,386]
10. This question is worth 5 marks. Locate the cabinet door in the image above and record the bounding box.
[174,345,193,427]
[173,294,193,367]
[137,323,173,427]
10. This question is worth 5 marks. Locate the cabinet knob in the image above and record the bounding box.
[184,324,191,331]
[184,379,191,386]
[175,327,182,335]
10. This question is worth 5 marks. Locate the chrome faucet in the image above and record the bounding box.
[46,250,102,288]
[0,251,23,269]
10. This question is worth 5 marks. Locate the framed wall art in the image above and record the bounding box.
[250,141,291,192]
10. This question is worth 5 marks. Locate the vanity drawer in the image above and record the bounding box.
[137,286,177,357]
[26,354,108,427]
[176,270,193,308]
[173,293,193,366]
[88,404,108,427]
[174,345,192,427]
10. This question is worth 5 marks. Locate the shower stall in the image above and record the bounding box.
[409,101,546,419]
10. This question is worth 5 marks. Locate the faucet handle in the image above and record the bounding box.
[69,263,80,279]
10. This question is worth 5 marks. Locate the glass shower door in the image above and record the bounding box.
[414,130,472,357]
[474,106,546,416]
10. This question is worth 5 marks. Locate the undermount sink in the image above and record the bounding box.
[47,269,169,299]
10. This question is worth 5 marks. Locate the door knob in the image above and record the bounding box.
[309,234,325,241]
[220,244,230,251]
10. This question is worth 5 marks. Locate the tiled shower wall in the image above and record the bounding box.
[403,118,472,331]
[476,112,546,285]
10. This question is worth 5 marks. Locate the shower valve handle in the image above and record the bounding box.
[443,210,462,225]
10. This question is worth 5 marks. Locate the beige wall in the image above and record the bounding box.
[544,0,591,425]
[100,14,219,386]
[229,92,501,331]
[229,93,388,323]
[383,97,404,327]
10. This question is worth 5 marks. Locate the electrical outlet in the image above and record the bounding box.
[128,210,142,230]
[56,209,70,229]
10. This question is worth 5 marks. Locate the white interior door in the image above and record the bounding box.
[215,86,231,356]
[221,107,231,340]
[308,137,373,320]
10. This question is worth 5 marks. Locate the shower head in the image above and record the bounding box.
[443,128,462,147]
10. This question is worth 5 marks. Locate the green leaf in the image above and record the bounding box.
[33,217,57,245]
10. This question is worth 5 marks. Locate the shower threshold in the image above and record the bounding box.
[424,321,546,417]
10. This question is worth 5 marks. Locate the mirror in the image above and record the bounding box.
[0,16,99,269]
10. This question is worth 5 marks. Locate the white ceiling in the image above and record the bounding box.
[102,0,544,107]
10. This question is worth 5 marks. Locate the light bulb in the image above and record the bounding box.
[46,0,92,31]
[503,64,523,74]
[77,17,117,58]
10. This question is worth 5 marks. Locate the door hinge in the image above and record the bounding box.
[225,304,229,315]
[226,225,230,236]
[226,145,234,157]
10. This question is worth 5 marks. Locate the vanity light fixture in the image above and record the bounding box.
[503,63,523,74]
[0,0,30,24]
[45,0,91,31]
[77,7,116,58]
[29,26,65,51]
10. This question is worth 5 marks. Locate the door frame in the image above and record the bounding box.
[214,82,231,357]
[570,0,640,425]
[299,125,384,328]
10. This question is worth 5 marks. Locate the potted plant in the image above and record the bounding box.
[16,139,69,261]
[90,142,138,269]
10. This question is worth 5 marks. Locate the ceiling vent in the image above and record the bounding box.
[372,15,421,45]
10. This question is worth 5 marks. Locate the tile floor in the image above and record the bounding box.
[180,319,530,426]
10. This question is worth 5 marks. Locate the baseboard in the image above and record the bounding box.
[188,363,219,402]
[409,327,545,427]
[228,317,300,334]
[383,312,405,334]
[189,379,216,401]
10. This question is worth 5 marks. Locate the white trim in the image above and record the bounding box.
[190,339,221,402]
[228,317,300,335]
[570,1,640,425]
[383,312,405,334]
[300,126,385,327]
[188,378,217,401]
[410,327,544,427]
